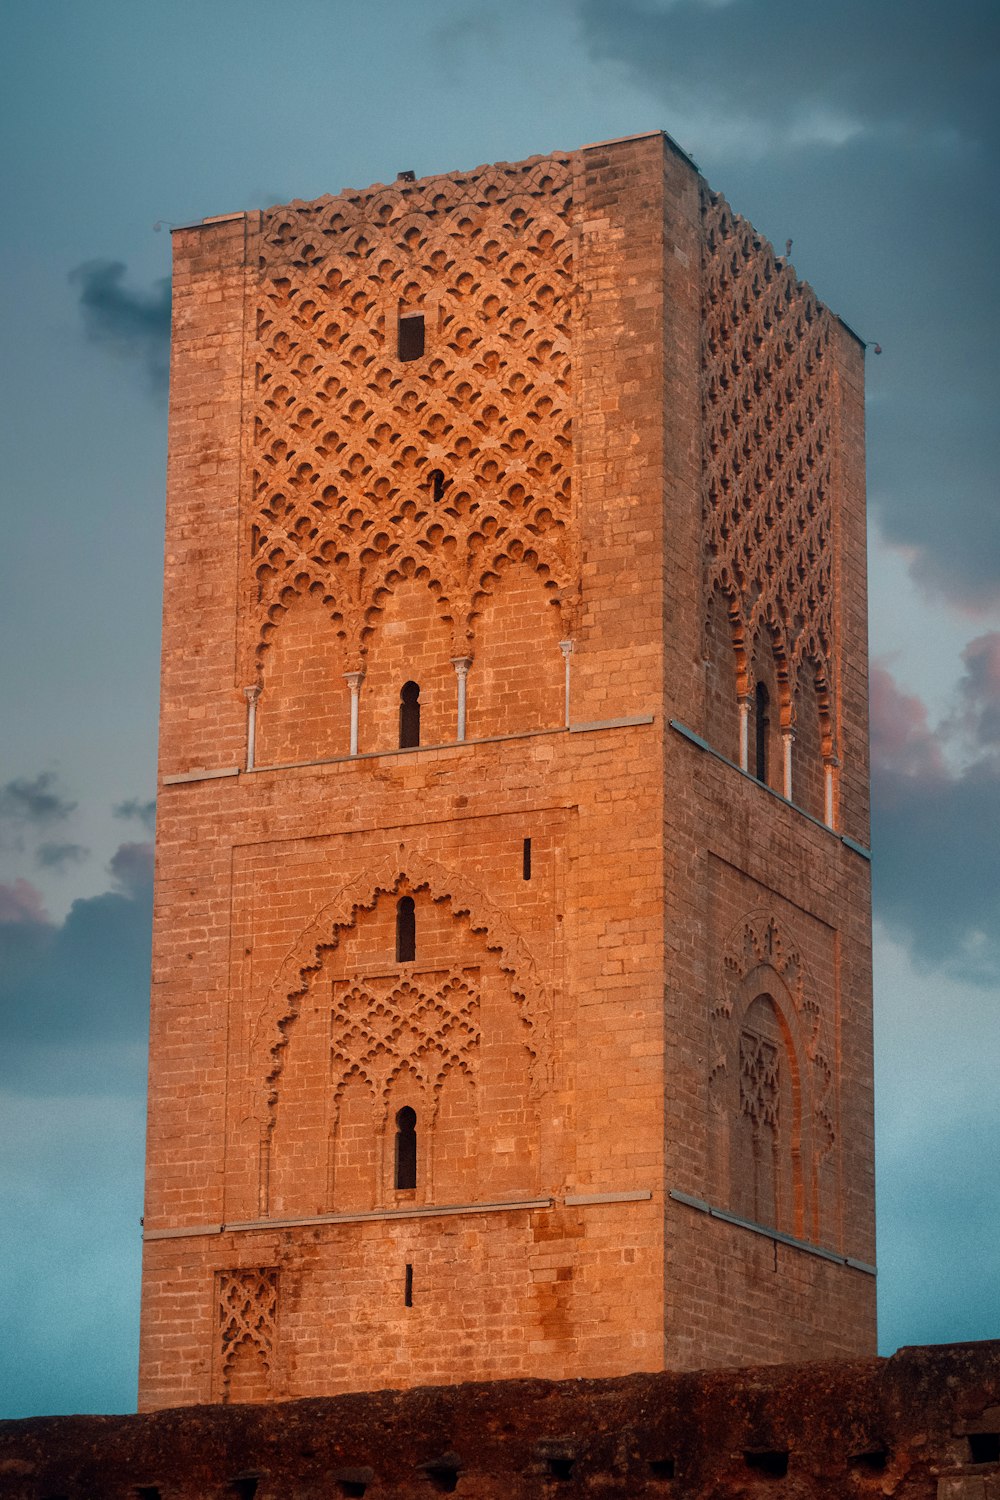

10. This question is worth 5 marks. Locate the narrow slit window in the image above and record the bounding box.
[398,313,425,362]
[395,1107,417,1189]
[429,468,445,501]
[754,682,769,784]
[399,680,421,748]
[395,896,416,963]
[522,837,532,880]
[404,1262,414,1306]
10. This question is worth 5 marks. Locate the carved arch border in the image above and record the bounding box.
[249,850,553,1133]
[708,910,835,1197]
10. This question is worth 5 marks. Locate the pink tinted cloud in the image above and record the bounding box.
[870,664,946,779]
[0,878,50,925]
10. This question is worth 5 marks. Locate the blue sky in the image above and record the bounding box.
[1,0,997,1416]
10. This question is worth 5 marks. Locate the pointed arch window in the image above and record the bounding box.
[395,1106,417,1189]
[395,895,415,963]
[754,682,770,784]
[399,680,420,748]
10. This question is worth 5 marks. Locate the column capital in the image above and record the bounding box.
[343,670,366,691]
[243,684,262,705]
[450,656,473,678]
[559,638,575,658]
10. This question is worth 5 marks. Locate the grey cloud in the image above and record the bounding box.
[951,633,1000,750]
[109,840,154,896]
[0,772,77,850]
[0,842,153,1091]
[870,664,1000,982]
[114,797,156,832]
[573,0,1000,609]
[36,841,89,871]
[873,756,1000,981]
[69,260,171,395]
[575,0,1000,148]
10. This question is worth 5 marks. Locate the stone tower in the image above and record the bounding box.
[139,131,876,1411]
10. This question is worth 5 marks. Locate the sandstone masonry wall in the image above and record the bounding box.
[140,132,876,1408]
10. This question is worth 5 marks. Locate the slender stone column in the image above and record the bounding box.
[243,685,262,771]
[824,760,837,829]
[559,640,575,728]
[782,728,795,801]
[738,695,751,773]
[344,670,365,756]
[451,657,472,742]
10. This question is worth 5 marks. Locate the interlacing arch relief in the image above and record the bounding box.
[708,911,834,1162]
[704,541,837,767]
[259,156,574,268]
[701,185,837,733]
[329,969,481,1124]
[240,156,577,682]
[217,1268,278,1388]
[252,529,576,679]
[746,618,837,763]
[248,853,551,1134]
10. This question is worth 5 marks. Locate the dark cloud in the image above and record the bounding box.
[951,632,1000,750]
[573,0,1000,609]
[0,772,76,851]
[575,0,999,147]
[113,797,156,832]
[870,663,1000,981]
[69,260,171,395]
[0,842,153,1091]
[36,841,89,871]
[109,840,154,896]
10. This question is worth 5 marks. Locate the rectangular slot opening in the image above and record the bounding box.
[398,313,425,362]
[404,1262,413,1307]
[969,1433,1000,1464]
[849,1448,888,1473]
[522,837,532,880]
[743,1449,788,1478]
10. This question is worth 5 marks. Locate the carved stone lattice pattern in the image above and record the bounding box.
[332,968,480,1112]
[217,1268,278,1379]
[710,911,834,1160]
[701,188,836,713]
[252,857,550,1136]
[244,156,576,674]
[739,1029,779,1128]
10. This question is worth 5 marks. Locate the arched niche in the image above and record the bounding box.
[361,574,454,752]
[255,588,346,766]
[432,1062,478,1203]
[703,587,741,763]
[749,629,787,793]
[792,661,828,820]
[730,992,801,1234]
[264,880,541,1219]
[329,1069,378,1213]
[708,914,835,1246]
[467,561,564,738]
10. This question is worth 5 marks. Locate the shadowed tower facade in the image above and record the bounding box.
[139,132,875,1409]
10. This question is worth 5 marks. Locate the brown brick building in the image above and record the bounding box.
[139,131,876,1410]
